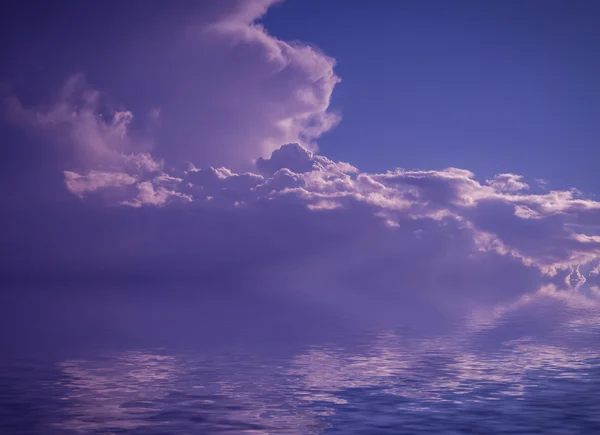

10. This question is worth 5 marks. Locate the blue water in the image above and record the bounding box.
[1,332,599,434]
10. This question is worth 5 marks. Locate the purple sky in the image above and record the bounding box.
[1,0,599,354]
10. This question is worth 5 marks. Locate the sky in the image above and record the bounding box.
[1,0,600,355]
[261,0,600,193]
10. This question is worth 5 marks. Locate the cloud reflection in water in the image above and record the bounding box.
[49,327,600,434]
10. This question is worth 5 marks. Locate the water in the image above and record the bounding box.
[2,332,599,434]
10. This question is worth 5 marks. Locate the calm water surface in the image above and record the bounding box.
[2,332,599,434]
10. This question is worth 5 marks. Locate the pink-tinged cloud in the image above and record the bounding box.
[121,180,192,208]
[6,135,600,337]
[4,0,340,171]
[4,74,162,175]
[164,0,339,166]
[3,0,600,345]
[70,139,600,289]
[64,170,137,197]
[485,173,529,192]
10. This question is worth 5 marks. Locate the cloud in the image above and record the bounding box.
[121,180,192,208]
[205,0,340,157]
[6,76,600,336]
[256,143,318,175]
[4,74,162,176]
[64,170,137,198]
[2,0,600,346]
[42,133,600,332]
[5,137,600,335]
[485,173,529,192]
[3,0,341,186]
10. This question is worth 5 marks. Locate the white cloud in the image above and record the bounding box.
[486,173,529,192]
[64,170,137,197]
[122,180,192,208]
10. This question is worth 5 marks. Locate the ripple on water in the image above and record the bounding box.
[1,333,600,434]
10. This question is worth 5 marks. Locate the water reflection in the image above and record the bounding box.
[56,352,178,432]
[39,331,600,434]
[54,351,327,434]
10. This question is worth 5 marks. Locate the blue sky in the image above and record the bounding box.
[263,0,600,193]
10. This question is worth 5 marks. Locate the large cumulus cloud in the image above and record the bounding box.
[2,0,339,171]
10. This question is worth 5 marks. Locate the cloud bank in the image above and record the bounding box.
[2,0,600,345]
